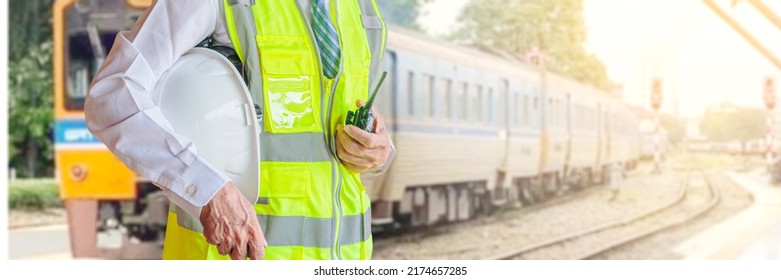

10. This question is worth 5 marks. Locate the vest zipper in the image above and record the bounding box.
[296,1,344,260]
[328,0,346,260]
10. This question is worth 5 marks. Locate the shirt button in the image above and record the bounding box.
[185,185,196,195]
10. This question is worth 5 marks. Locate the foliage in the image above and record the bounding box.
[9,0,54,61]
[450,0,612,90]
[8,0,56,177]
[377,0,432,30]
[700,103,765,142]
[9,181,61,210]
[9,41,55,178]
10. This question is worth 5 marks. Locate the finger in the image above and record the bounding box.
[230,232,249,260]
[247,228,265,260]
[372,114,387,134]
[337,128,369,158]
[230,243,247,260]
[338,126,371,157]
[336,139,373,168]
[343,125,380,149]
[342,160,367,173]
[217,242,232,256]
[247,239,261,260]
[203,226,221,245]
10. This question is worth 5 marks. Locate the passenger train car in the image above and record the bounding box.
[362,28,641,230]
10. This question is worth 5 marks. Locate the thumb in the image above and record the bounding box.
[356,99,365,107]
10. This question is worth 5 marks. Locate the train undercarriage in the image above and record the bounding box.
[371,162,634,234]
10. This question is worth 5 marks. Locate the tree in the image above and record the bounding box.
[700,103,765,147]
[9,41,55,178]
[9,0,54,61]
[8,0,55,177]
[450,0,612,90]
[377,0,432,30]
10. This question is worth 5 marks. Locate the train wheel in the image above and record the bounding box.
[544,174,559,197]
[532,176,547,202]
[515,179,530,205]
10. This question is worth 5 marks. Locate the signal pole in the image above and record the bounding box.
[764,77,776,171]
[651,78,663,174]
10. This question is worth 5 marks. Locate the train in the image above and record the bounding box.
[364,28,640,230]
[52,0,640,258]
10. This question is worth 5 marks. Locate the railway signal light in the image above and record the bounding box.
[764,76,776,110]
[651,78,663,111]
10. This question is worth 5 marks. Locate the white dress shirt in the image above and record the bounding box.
[86,0,393,219]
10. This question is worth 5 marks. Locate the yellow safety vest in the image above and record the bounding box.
[162,0,386,260]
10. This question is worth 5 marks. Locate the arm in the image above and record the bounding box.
[86,0,266,260]
[86,0,226,219]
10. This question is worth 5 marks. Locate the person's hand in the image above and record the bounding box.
[336,100,392,173]
[200,181,267,260]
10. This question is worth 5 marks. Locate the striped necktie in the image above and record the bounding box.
[311,0,341,79]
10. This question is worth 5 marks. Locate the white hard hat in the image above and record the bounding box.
[150,47,260,204]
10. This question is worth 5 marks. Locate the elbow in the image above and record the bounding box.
[84,84,101,136]
[84,77,113,142]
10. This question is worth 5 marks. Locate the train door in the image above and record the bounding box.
[498,79,510,167]
[564,92,572,182]
[494,79,511,204]
[595,102,603,183]
[603,106,612,182]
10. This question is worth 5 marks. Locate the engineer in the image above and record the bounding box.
[86,0,394,260]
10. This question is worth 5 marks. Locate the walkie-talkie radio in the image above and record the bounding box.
[346,71,388,133]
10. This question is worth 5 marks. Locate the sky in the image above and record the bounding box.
[417,0,781,118]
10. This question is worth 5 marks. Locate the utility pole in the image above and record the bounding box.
[651,78,664,174]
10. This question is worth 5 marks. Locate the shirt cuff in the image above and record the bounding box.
[166,156,230,218]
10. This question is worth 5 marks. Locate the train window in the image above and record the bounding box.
[486,87,494,124]
[407,71,415,117]
[469,84,482,123]
[557,99,561,127]
[422,74,434,118]
[522,94,529,126]
[466,84,474,122]
[441,78,453,120]
[557,99,562,127]
[455,82,467,122]
[548,98,554,127]
[533,96,539,127]
[552,99,561,126]
[513,93,520,126]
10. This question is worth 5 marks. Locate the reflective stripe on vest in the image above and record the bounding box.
[170,204,370,248]
[167,0,386,260]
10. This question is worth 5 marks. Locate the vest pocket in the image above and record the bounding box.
[257,36,320,133]
[260,162,310,199]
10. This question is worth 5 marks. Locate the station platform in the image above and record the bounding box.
[676,170,781,259]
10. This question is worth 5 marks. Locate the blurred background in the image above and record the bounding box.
[7,0,781,260]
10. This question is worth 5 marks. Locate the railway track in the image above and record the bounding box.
[489,167,720,260]
[372,181,617,248]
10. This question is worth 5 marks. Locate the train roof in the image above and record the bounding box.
[386,26,615,100]
[387,27,538,79]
